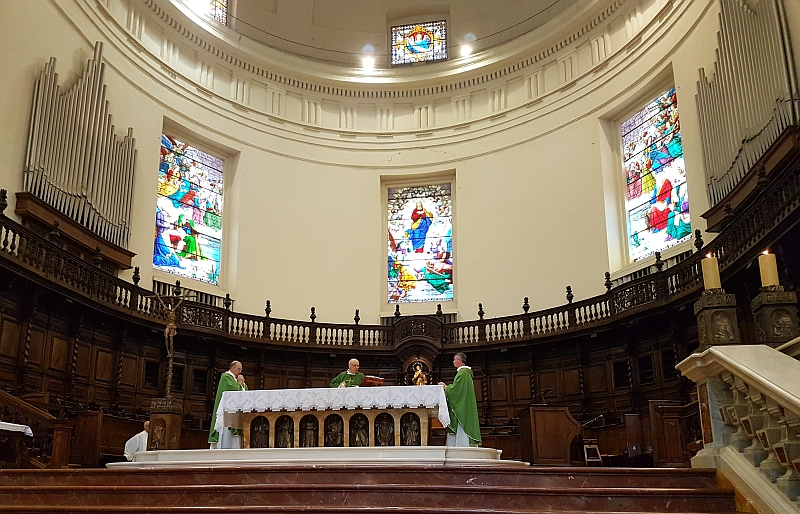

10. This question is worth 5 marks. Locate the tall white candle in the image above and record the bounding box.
[758,251,779,287]
[701,254,721,290]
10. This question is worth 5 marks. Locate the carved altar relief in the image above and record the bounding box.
[240,407,432,449]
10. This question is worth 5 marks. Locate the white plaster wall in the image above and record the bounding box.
[0,0,793,325]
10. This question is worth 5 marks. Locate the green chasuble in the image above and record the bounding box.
[444,366,482,444]
[330,371,365,388]
[208,372,247,443]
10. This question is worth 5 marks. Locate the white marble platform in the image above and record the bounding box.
[107,446,528,468]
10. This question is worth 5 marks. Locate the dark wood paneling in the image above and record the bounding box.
[513,374,531,400]
[0,318,20,357]
[587,364,607,393]
[563,368,581,396]
[75,342,91,377]
[120,355,137,386]
[28,328,45,365]
[94,349,113,382]
[490,376,508,401]
[49,336,68,371]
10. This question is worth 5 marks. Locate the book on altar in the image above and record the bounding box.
[360,375,385,387]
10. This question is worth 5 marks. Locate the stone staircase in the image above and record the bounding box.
[0,465,737,513]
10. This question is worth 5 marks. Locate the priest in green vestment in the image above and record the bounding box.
[209,360,248,448]
[330,359,365,388]
[439,352,481,446]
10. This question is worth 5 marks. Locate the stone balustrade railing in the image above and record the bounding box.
[677,345,800,511]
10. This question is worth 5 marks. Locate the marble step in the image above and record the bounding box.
[0,483,736,512]
[0,466,720,489]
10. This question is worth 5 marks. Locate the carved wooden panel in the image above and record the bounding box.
[286,378,304,389]
[587,364,607,393]
[94,349,113,382]
[310,378,328,388]
[49,336,69,371]
[473,378,482,401]
[563,368,581,396]
[514,374,531,400]
[120,355,137,386]
[28,328,45,365]
[0,319,20,357]
[490,376,508,401]
[263,376,280,390]
[537,370,558,399]
[75,342,92,377]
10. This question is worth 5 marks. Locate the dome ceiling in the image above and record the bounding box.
[229,0,582,66]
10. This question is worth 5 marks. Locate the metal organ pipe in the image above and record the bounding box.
[696,0,799,206]
[22,42,136,249]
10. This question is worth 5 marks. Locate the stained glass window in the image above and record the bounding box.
[391,21,447,66]
[209,0,227,25]
[388,184,452,303]
[154,134,223,285]
[622,87,690,262]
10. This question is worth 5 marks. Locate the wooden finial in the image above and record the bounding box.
[604,272,613,291]
[354,309,360,325]
[265,300,272,318]
[566,286,574,304]
[694,229,704,252]
[478,303,484,320]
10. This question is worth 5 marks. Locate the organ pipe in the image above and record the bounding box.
[23,42,137,249]
[696,0,799,207]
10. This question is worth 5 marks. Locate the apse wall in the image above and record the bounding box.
[0,0,781,324]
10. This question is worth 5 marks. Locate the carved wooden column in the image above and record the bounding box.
[751,287,799,347]
[694,290,740,351]
[148,396,183,451]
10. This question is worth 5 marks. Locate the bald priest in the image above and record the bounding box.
[209,360,248,449]
[330,359,365,388]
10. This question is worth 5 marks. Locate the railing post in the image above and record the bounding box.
[522,297,531,337]
[566,286,576,327]
[309,307,317,345]
[49,418,72,468]
[353,309,361,347]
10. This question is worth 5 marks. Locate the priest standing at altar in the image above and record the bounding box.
[439,352,481,447]
[209,360,248,449]
[330,358,365,388]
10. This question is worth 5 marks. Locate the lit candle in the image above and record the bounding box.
[701,253,721,290]
[758,251,779,287]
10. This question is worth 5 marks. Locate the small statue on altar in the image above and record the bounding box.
[325,417,344,447]
[301,417,318,447]
[376,414,394,446]
[401,417,420,446]
[352,415,368,447]
[251,417,270,449]
[276,417,293,448]
[412,363,427,386]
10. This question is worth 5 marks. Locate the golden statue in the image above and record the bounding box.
[412,363,427,386]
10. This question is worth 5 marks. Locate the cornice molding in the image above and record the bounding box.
[141,0,627,100]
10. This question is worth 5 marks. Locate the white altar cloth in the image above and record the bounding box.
[215,385,450,436]
[0,421,33,437]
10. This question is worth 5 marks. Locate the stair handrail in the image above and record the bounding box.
[677,345,800,506]
[0,389,71,468]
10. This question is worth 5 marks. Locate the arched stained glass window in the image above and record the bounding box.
[622,87,690,262]
[387,184,453,303]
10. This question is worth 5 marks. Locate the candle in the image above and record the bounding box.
[701,254,721,290]
[758,251,779,287]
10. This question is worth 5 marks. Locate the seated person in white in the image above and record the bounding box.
[124,421,149,461]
